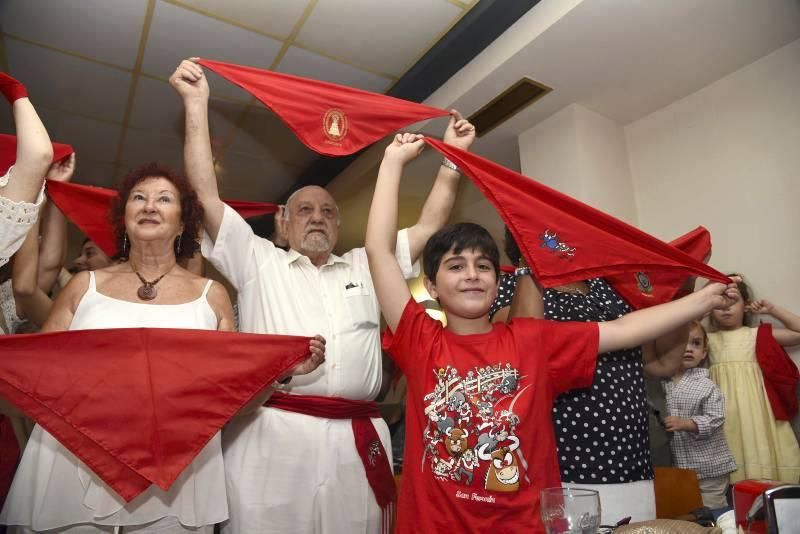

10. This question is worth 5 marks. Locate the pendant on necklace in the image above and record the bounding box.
[137,283,157,301]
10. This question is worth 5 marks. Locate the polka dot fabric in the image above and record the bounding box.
[490,275,654,484]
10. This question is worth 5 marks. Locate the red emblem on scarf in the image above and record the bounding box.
[198,58,449,156]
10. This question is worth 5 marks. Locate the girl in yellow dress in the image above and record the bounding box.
[707,275,800,483]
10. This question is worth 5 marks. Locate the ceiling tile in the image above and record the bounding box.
[5,39,132,122]
[223,108,316,173]
[118,128,184,172]
[73,160,119,188]
[0,0,149,69]
[142,0,283,101]
[278,46,393,93]
[128,76,242,145]
[50,114,121,165]
[217,150,297,202]
[296,0,462,77]
[169,0,308,40]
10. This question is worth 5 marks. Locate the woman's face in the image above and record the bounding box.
[125,176,183,247]
[72,240,112,272]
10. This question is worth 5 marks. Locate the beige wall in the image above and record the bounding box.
[515,39,800,366]
[626,38,800,363]
[518,104,637,224]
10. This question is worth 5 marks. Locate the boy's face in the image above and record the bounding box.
[424,246,498,320]
[683,325,708,370]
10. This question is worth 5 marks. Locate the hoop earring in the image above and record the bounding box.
[123,233,129,256]
[175,235,182,257]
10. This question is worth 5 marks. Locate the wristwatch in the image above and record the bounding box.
[514,266,531,277]
[441,157,460,173]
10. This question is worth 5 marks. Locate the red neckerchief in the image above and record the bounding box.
[605,226,712,309]
[0,328,312,501]
[423,138,729,288]
[499,227,711,309]
[755,323,799,421]
[0,134,73,175]
[198,58,448,156]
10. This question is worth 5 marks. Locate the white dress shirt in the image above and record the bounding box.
[202,204,417,533]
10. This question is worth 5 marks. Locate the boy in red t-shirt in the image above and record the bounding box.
[365,134,740,533]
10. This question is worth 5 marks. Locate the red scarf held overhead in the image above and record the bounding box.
[0,328,312,501]
[423,138,730,288]
[755,323,800,421]
[500,227,713,309]
[46,180,279,258]
[0,133,73,175]
[198,58,449,156]
[265,391,396,510]
[198,61,728,289]
[605,226,712,309]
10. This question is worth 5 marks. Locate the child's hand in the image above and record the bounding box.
[663,416,698,433]
[746,299,775,315]
[383,133,425,166]
[442,110,476,151]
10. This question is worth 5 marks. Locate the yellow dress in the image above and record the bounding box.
[708,327,800,483]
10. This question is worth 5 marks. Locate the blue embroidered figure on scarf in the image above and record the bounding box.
[539,230,576,257]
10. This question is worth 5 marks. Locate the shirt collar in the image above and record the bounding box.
[684,367,710,380]
[285,248,349,268]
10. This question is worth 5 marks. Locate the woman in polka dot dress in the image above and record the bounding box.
[490,230,686,524]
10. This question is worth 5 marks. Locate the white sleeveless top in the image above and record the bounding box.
[0,272,228,530]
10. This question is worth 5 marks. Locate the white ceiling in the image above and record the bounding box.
[0,0,477,202]
[330,0,800,252]
[3,0,799,259]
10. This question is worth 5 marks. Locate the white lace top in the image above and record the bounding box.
[0,166,46,269]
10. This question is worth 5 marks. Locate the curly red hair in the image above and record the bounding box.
[110,162,203,260]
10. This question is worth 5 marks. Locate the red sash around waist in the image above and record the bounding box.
[265,391,396,509]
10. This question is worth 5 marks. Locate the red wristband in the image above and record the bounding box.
[0,73,28,104]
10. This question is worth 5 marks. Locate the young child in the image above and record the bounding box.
[707,275,800,483]
[663,321,736,510]
[365,133,741,533]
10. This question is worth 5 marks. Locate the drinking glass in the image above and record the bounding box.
[540,487,601,534]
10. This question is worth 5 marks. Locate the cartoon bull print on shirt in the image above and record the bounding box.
[445,427,469,457]
[421,362,527,494]
[478,436,521,492]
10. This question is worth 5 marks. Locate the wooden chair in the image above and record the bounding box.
[653,466,704,519]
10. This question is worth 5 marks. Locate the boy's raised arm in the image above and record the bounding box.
[366,134,426,332]
[598,279,740,353]
[406,111,475,262]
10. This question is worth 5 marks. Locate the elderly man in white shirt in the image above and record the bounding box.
[171,59,475,533]
[0,73,53,269]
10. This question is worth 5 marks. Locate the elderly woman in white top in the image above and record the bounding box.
[0,73,53,269]
[1,162,325,533]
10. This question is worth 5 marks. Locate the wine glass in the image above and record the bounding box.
[540,487,601,534]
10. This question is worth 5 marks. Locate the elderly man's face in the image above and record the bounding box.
[282,186,339,262]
